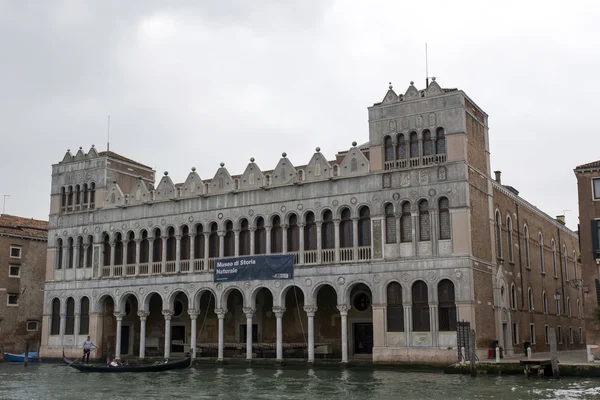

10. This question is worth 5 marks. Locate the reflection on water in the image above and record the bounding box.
[1,362,600,400]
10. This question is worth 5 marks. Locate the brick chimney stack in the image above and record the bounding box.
[494,171,502,184]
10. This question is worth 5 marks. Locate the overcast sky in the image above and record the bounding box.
[1,1,598,230]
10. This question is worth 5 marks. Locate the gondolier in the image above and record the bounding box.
[82,336,97,364]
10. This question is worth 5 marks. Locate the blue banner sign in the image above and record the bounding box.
[213,255,294,282]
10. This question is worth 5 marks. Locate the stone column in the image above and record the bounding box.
[82,245,89,270]
[304,306,317,363]
[266,226,272,254]
[115,312,125,360]
[430,210,439,256]
[204,234,210,269]
[412,213,419,256]
[62,242,67,280]
[59,313,66,339]
[352,217,359,260]
[298,223,305,264]
[175,235,181,273]
[189,234,196,263]
[234,230,240,256]
[215,308,226,361]
[218,231,225,258]
[161,236,168,273]
[244,307,255,360]
[282,224,288,254]
[138,311,149,359]
[404,304,412,347]
[96,243,103,278]
[148,238,154,266]
[74,313,81,341]
[135,239,141,275]
[273,306,286,361]
[429,303,438,347]
[316,221,322,263]
[122,241,128,276]
[371,304,386,348]
[337,305,349,363]
[188,309,199,358]
[109,243,116,277]
[163,310,172,359]
[73,244,79,270]
[249,228,256,255]
[333,219,340,262]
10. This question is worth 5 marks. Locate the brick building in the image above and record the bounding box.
[574,160,600,350]
[41,78,583,364]
[0,214,48,354]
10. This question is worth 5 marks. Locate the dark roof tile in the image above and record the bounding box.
[0,214,48,240]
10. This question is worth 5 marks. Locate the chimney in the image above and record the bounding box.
[493,171,502,184]
[556,215,565,225]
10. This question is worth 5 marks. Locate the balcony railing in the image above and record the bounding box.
[180,260,190,273]
[166,261,176,273]
[321,249,335,263]
[339,247,353,262]
[384,153,446,171]
[304,250,318,265]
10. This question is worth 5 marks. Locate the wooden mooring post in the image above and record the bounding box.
[469,329,476,377]
[549,328,559,378]
[24,343,29,367]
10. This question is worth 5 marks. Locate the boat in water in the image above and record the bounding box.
[3,352,39,363]
[62,351,192,373]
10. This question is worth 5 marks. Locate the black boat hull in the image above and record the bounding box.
[62,353,192,373]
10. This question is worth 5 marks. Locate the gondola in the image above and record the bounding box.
[4,352,39,363]
[62,351,192,373]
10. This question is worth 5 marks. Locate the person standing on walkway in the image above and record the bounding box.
[82,336,97,363]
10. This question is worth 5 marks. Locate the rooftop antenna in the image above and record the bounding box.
[2,195,10,215]
[425,43,429,88]
[107,115,110,152]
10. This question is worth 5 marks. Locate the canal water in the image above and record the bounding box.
[1,363,599,399]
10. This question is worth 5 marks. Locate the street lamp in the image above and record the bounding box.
[553,290,561,301]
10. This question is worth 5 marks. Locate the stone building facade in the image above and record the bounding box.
[40,78,583,365]
[0,214,48,354]
[574,160,600,349]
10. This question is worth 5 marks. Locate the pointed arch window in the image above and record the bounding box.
[271,216,282,254]
[287,214,299,252]
[152,229,162,262]
[507,216,514,262]
[89,182,96,208]
[304,212,317,250]
[67,186,73,209]
[400,202,412,243]
[495,211,502,258]
[339,208,353,248]
[231,220,241,256]
[524,225,531,268]
[358,206,371,246]
[538,233,545,273]
[114,233,123,265]
[86,235,93,268]
[65,297,75,335]
[77,237,84,268]
[412,280,430,331]
[422,130,434,156]
[82,183,88,206]
[384,136,394,162]
[140,230,149,263]
[254,217,266,255]
[103,233,111,267]
[418,200,430,241]
[79,297,89,335]
[60,187,66,211]
[385,204,396,244]
[396,134,407,160]
[67,237,74,269]
[179,226,189,261]
[74,184,81,206]
[166,227,176,261]
[209,223,219,258]
[56,238,63,269]
[409,132,419,158]
[127,232,136,264]
[50,298,60,335]
[436,128,446,154]
[194,224,205,259]
[386,282,404,332]
[438,280,457,331]
[439,197,451,240]
[322,210,334,249]
[510,284,517,309]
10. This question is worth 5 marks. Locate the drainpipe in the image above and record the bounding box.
[516,202,525,309]
[558,227,566,311]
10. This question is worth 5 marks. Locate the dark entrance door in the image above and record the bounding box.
[120,325,130,356]
[353,323,373,354]
[172,326,185,353]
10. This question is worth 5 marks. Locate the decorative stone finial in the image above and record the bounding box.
[220,162,225,167]
[164,171,168,176]
[113,180,117,184]
[389,82,393,90]
[79,146,82,150]
[282,152,287,158]
[91,144,95,148]
[410,81,414,86]
[250,157,255,162]
[316,147,321,152]
[67,149,70,152]
[432,76,436,81]
[352,141,357,147]
[191,167,196,172]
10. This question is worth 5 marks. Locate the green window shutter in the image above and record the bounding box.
[596,279,600,305]
[592,220,600,257]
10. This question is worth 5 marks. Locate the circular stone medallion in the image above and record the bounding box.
[337,277,346,285]
[305,278,312,287]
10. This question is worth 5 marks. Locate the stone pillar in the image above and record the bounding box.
[266,226,272,254]
[249,228,256,255]
[298,223,305,263]
[163,310,172,359]
[429,303,438,347]
[82,245,89,270]
[352,217,359,260]
[273,307,286,361]
[96,243,103,278]
[218,231,225,258]
[337,305,349,363]
[215,308,226,361]
[74,313,81,341]
[148,238,154,266]
[333,219,340,262]
[234,230,240,256]
[115,312,125,360]
[72,244,79,270]
[430,210,438,256]
[59,313,66,339]
[316,221,322,263]
[188,309,199,358]
[282,224,288,254]
[135,239,141,275]
[109,243,116,277]
[404,304,412,347]
[122,241,128,276]
[304,306,317,363]
[175,235,181,273]
[189,234,196,263]
[412,213,419,256]
[372,304,386,348]
[244,307,255,360]
[138,311,149,359]
[204,234,210,269]
[161,236,167,273]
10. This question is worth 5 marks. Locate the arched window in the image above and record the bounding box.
[511,284,517,309]
[166,227,176,261]
[79,297,89,335]
[495,211,502,258]
[385,204,396,244]
[507,216,514,262]
[567,297,572,317]
[271,216,282,254]
[74,184,81,206]
[339,208,353,248]
[193,224,204,260]
[524,225,531,268]
[409,132,419,159]
[538,233,545,273]
[322,210,334,249]
[577,299,581,319]
[86,235,93,268]
[418,200,430,241]
[543,292,548,314]
[67,237,74,269]
[60,187,66,210]
[76,237,84,268]
[412,281,430,331]
[65,297,75,335]
[386,282,404,332]
[56,238,63,269]
[102,233,111,266]
[304,212,317,250]
[209,223,219,258]
[528,287,533,312]
[573,250,578,280]
[563,245,568,280]
[396,134,407,160]
[127,232,136,264]
[114,232,124,265]
[439,197,451,240]
[552,240,557,277]
[435,128,446,154]
[384,136,394,162]
[422,130,433,156]
[67,186,73,209]
[82,183,88,206]
[255,217,266,254]
[438,280,457,331]
[140,230,149,263]
[50,298,60,335]
[90,182,96,207]
[358,206,371,246]
[400,202,412,243]
[287,214,299,252]
[225,220,236,256]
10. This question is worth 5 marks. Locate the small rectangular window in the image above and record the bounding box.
[8,265,20,277]
[7,293,19,306]
[530,323,536,344]
[10,246,22,259]
[593,178,600,200]
[26,321,39,331]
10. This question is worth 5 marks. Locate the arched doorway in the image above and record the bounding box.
[117,294,139,358]
[194,290,217,358]
[347,283,373,356]
[313,284,340,359]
